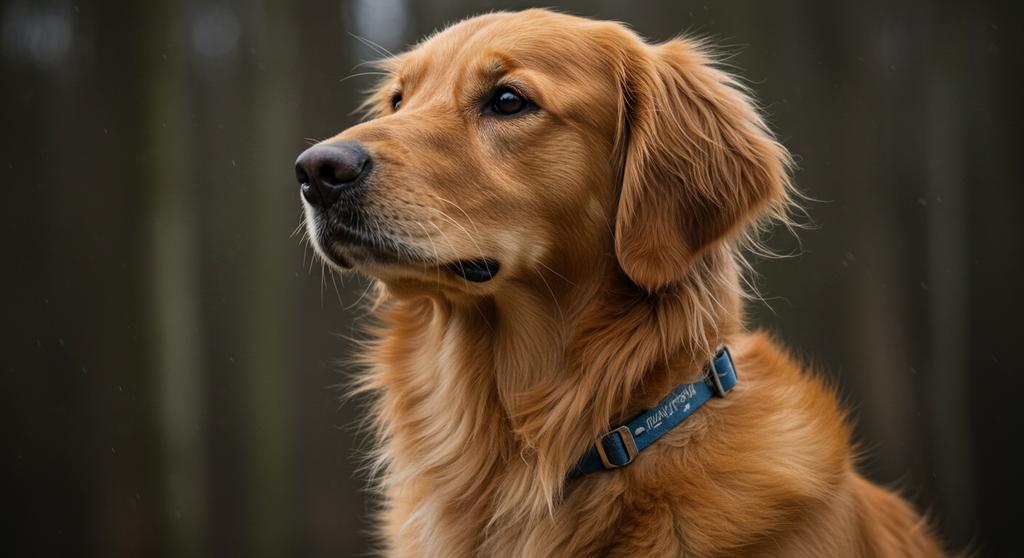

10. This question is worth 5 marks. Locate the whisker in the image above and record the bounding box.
[290,213,307,239]
[535,261,575,286]
[297,227,310,270]
[414,220,443,288]
[472,299,494,333]
[427,221,471,289]
[319,258,326,307]
[329,267,345,308]
[349,32,396,59]
[345,276,377,311]
[339,71,391,84]
[533,267,565,326]
[307,232,318,274]
[350,59,383,71]
[426,207,489,265]
[434,196,483,239]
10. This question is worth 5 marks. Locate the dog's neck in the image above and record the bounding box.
[362,246,744,546]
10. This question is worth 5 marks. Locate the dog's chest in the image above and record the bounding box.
[390,494,591,558]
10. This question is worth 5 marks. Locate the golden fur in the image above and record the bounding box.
[302,9,945,557]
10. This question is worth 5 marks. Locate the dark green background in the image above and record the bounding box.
[3,0,1021,556]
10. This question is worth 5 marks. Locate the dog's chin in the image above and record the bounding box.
[340,248,502,287]
[316,240,402,276]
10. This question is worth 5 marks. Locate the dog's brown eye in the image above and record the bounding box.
[391,93,402,111]
[490,88,528,115]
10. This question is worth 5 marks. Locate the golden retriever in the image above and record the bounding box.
[295,9,945,557]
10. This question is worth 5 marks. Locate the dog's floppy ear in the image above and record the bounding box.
[614,39,792,291]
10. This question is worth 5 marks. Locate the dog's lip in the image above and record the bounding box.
[319,222,501,283]
[322,223,405,266]
[328,223,377,249]
[326,249,353,269]
[446,259,500,282]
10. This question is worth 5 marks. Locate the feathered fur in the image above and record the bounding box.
[303,9,945,557]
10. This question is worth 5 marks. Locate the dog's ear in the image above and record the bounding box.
[614,39,792,291]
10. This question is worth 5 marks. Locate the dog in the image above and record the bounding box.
[295,9,945,557]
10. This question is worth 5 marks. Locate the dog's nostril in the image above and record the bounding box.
[295,165,310,186]
[320,163,344,187]
[322,157,366,186]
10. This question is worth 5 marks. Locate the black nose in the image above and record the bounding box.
[294,141,371,207]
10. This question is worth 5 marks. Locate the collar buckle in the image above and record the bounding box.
[595,425,639,470]
[705,346,729,398]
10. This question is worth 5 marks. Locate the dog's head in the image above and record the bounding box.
[297,9,791,296]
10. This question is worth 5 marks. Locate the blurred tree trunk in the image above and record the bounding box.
[145,0,207,556]
[923,1,975,543]
[242,0,298,554]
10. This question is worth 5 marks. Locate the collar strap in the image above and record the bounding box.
[569,346,738,479]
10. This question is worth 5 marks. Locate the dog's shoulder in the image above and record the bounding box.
[687,330,855,481]
[602,332,858,555]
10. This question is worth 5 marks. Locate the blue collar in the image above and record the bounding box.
[569,346,738,479]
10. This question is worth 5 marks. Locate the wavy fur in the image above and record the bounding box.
[305,9,945,557]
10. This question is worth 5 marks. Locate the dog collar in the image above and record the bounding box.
[569,346,738,479]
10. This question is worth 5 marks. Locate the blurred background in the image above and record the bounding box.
[2,0,1021,556]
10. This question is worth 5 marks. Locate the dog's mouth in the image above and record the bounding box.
[314,219,501,284]
[321,223,405,268]
[446,259,501,283]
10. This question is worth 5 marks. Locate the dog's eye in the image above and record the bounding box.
[391,93,402,111]
[489,88,528,115]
